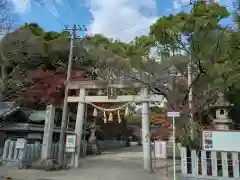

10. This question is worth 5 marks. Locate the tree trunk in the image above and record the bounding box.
[0,78,4,101]
[0,65,7,101]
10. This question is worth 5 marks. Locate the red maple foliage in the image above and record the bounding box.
[22,68,87,105]
[151,110,172,140]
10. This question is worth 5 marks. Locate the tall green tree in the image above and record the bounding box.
[89,1,231,114]
[223,0,240,127]
[82,2,240,149]
[0,23,94,102]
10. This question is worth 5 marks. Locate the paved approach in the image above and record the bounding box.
[0,145,180,180]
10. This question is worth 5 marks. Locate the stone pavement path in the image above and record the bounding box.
[0,145,181,180]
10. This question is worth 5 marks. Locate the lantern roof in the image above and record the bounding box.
[211,92,231,108]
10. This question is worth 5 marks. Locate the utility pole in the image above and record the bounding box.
[58,24,87,167]
[233,0,239,30]
[188,0,196,140]
[188,54,194,139]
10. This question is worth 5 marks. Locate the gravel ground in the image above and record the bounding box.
[0,145,180,180]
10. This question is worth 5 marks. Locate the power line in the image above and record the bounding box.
[87,2,234,38]
[64,1,84,25]
[51,0,66,26]
[66,1,77,14]
[30,0,66,28]
[29,0,236,36]
[89,3,193,36]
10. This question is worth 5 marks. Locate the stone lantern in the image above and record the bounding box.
[211,92,232,130]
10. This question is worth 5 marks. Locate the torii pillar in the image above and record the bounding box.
[72,88,86,167]
[141,87,152,172]
[41,105,55,159]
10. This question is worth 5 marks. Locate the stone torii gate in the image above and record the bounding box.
[67,80,164,172]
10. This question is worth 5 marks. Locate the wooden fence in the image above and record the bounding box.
[180,147,240,179]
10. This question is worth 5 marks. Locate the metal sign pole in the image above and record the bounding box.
[173,115,176,180]
[167,111,180,180]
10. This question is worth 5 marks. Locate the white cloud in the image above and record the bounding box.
[86,0,158,42]
[11,0,30,13]
[173,0,231,9]
[11,0,63,17]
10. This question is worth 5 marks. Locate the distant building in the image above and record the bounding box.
[0,103,75,143]
[0,102,91,153]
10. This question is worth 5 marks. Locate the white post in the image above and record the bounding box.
[201,151,207,176]
[180,147,187,175]
[211,151,217,176]
[191,150,197,176]
[221,152,228,177]
[72,88,86,167]
[41,105,55,159]
[167,111,180,180]
[232,152,240,178]
[172,116,176,180]
[141,87,152,172]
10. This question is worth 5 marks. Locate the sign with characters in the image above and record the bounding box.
[65,134,77,153]
[16,138,26,149]
[203,131,213,150]
[202,130,240,151]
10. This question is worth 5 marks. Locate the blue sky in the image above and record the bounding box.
[11,0,234,42]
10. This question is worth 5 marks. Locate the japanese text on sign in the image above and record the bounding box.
[203,131,213,150]
[16,138,26,149]
[65,134,77,153]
